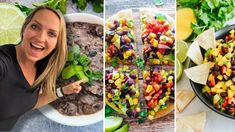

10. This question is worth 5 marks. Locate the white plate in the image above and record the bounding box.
[39,13,104,126]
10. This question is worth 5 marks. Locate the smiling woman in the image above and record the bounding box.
[0,6,85,131]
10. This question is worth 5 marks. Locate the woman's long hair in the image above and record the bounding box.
[20,6,67,99]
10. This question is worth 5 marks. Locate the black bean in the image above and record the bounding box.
[169,96,174,103]
[232,66,235,70]
[207,55,214,62]
[129,90,136,96]
[146,77,151,83]
[130,74,137,79]
[158,93,165,99]
[231,57,235,65]
[122,30,128,35]
[214,64,220,71]
[126,109,133,117]
[88,51,97,57]
[220,92,227,97]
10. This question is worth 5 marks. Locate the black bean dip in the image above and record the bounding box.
[51,22,103,116]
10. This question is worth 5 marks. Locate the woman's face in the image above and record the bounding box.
[21,9,60,62]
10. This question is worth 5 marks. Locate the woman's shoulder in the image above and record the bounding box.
[0,44,16,59]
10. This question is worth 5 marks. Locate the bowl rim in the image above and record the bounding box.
[39,13,104,126]
[189,24,235,120]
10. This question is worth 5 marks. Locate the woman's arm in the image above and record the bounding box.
[33,80,82,109]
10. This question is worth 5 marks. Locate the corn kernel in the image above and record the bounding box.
[135,91,140,97]
[168,76,174,82]
[120,74,124,79]
[152,39,158,47]
[152,59,160,64]
[148,115,154,120]
[126,94,130,99]
[153,105,160,112]
[136,107,141,112]
[165,91,171,96]
[117,27,122,31]
[113,73,120,80]
[157,52,163,58]
[226,80,233,87]
[128,98,133,105]
[111,34,119,42]
[149,33,156,38]
[158,99,164,105]
[143,71,150,80]
[149,110,155,116]
[230,85,235,90]
[133,98,138,105]
[226,68,232,77]
[108,79,114,83]
[217,75,223,80]
[107,93,112,98]
[146,85,153,93]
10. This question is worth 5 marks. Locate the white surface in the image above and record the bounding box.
[177,60,235,132]
[39,13,104,126]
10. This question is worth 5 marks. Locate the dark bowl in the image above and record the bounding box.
[189,24,235,119]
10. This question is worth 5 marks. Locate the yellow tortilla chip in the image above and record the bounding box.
[176,119,196,132]
[195,28,216,50]
[184,63,210,85]
[177,112,206,132]
[186,41,203,65]
[176,90,195,112]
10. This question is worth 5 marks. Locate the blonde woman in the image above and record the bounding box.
[0,6,82,130]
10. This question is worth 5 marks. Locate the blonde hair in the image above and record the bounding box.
[21,6,67,99]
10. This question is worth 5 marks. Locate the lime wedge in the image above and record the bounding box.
[176,40,188,63]
[0,3,26,45]
[105,116,123,132]
[176,58,183,81]
[114,124,129,132]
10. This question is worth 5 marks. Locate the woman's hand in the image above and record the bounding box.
[62,80,83,95]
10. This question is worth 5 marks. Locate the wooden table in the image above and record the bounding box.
[105,0,175,132]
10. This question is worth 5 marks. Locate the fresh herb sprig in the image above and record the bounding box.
[72,0,103,13]
[178,0,235,38]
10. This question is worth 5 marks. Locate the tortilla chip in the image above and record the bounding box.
[184,62,210,85]
[176,90,195,112]
[186,41,203,65]
[176,119,196,132]
[195,28,216,50]
[177,112,206,132]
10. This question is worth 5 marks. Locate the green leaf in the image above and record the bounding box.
[15,3,33,15]
[135,57,145,70]
[111,57,118,67]
[92,1,103,13]
[76,0,87,10]
[200,13,210,25]
[105,105,115,117]
[127,19,134,28]
[58,0,67,14]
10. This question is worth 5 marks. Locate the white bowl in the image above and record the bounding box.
[39,13,104,126]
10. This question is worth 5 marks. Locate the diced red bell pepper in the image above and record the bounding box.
[221,65,226,74]
[208,75,216,87]
[147,98,157,108]
[222,98,228,108]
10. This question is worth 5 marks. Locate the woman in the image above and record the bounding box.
[0,6,82,130]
